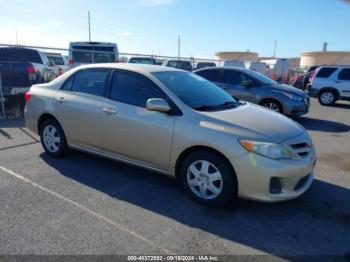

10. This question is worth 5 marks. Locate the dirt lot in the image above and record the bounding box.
[0,100,349,260]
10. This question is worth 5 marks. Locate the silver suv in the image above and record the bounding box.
[307,65,350,105]
[25,64,316,206]
[195,67,310,116]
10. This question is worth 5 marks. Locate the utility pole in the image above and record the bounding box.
[15,28,18,45]
[177,35,181,60]
[88,11,91,42]
[273,40,277,58]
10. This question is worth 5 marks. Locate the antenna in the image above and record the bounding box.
[177,35,181,60]
[273,40,277,58]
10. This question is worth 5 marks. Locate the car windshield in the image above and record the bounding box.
[245,69,277,85]
[47,56,64,65]
[153,71,239,111]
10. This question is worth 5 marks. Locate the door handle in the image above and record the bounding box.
[56,97,66,103]
[102,107,117,115]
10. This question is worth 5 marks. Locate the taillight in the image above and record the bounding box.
[58,68,64,75]
[309,71,316,83]
[24,92,32,102]
[68,59,74,65]
[296,75,302,81]
[27,65,36,75]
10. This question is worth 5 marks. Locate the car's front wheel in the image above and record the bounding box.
[40,119,68,158]
[318,90,337,106]
[260,99,283,113]
[179,150,237,206]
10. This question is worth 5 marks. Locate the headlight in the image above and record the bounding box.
[282,92,303,101]
[239,139,295,159]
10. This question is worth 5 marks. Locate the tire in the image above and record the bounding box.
[318,89,337,106]
[179,150,238,206]
[260,99,283,114]
[40,119,68,158]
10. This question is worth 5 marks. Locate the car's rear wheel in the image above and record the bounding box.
[260,99,283,113]
[179,150,237,206]
[318,90,337,106]
[40,119,68,158]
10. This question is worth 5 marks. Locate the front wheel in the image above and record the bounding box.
[179,151,237,206]
[40,119,68,158]
[260,99,283,113]
[318,90,337,106]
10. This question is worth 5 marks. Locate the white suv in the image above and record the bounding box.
[307,65,350,105]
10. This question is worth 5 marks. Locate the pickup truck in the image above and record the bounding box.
[0,47,56,95]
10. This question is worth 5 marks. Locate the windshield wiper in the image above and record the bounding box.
[193,101,239,111]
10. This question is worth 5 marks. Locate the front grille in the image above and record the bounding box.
[290,142,311,158]
[294,174,311,191]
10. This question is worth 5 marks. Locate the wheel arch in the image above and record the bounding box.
[37,113,62,135]
[175,145,237,182]
[258,98,284,113]
[318,87,340,99]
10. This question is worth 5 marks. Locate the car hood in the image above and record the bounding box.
[199,103,305,143]
[269,84,308,98]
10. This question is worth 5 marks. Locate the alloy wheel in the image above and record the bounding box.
[186,160,223,200]
[43,125,61,153]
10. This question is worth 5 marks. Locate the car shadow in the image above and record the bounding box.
[333,102,350,109]
[295,116,350,133]
[40,151,350,258]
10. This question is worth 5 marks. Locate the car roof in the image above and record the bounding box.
[194,66,247,73]
[317,65,350,69]
[74,63,182,73]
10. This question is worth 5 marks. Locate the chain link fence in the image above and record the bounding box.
[0,43,301,119]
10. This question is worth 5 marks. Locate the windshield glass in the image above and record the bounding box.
[245,70,277,85]
[153,71,238,111]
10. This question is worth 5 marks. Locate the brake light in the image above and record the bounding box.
[296,75,302,81]
[309,71,316,83]
[58,68,64,75]
[24,92,32,102]
[68,59,74,65]
[27,65,36,75]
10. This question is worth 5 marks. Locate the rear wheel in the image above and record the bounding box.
[179,150,237,206]
[40,119,68,158]
[260,99,283,113]
[318,90,337,106]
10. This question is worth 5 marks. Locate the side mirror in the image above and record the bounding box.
[146,98,171,113]
[241,80,252,87]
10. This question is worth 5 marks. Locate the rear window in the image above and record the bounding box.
[71,69,109,97]
[316,67,337,78]
[196,69,220,82]
[0,48,42,64]
[47,56,64,65]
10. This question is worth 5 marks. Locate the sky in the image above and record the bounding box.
[0,0,350,59]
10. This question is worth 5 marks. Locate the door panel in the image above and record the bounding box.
[53,91,104,150]
[101,100,175,170]
[219,70,257,102]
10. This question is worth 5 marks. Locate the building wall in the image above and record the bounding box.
[300,51,350,68]
[215,52,258,62]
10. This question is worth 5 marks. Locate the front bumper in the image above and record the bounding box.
[230,135,316,202]
[306,85,319,98]
[284,97,310,116]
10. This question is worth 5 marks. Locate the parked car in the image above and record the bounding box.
[292,74,305,90]
[194,67,310,116]
[24,64,316,206]
[195,62,216,70]
[68,41,119,66]
[45,52,70,76]
[245,61,268,74]
[0,47,56,95]
[307,65,350,105]
[162,60,193,71]
[128,57,157,65]
[223,60,245,68]
[303,66,319,89]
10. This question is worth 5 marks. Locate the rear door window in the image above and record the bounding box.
[222,70,245,85]
[71,69,109,97]
[196,69,220,82]
[338,68,350,80]
[316,67,337,78]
